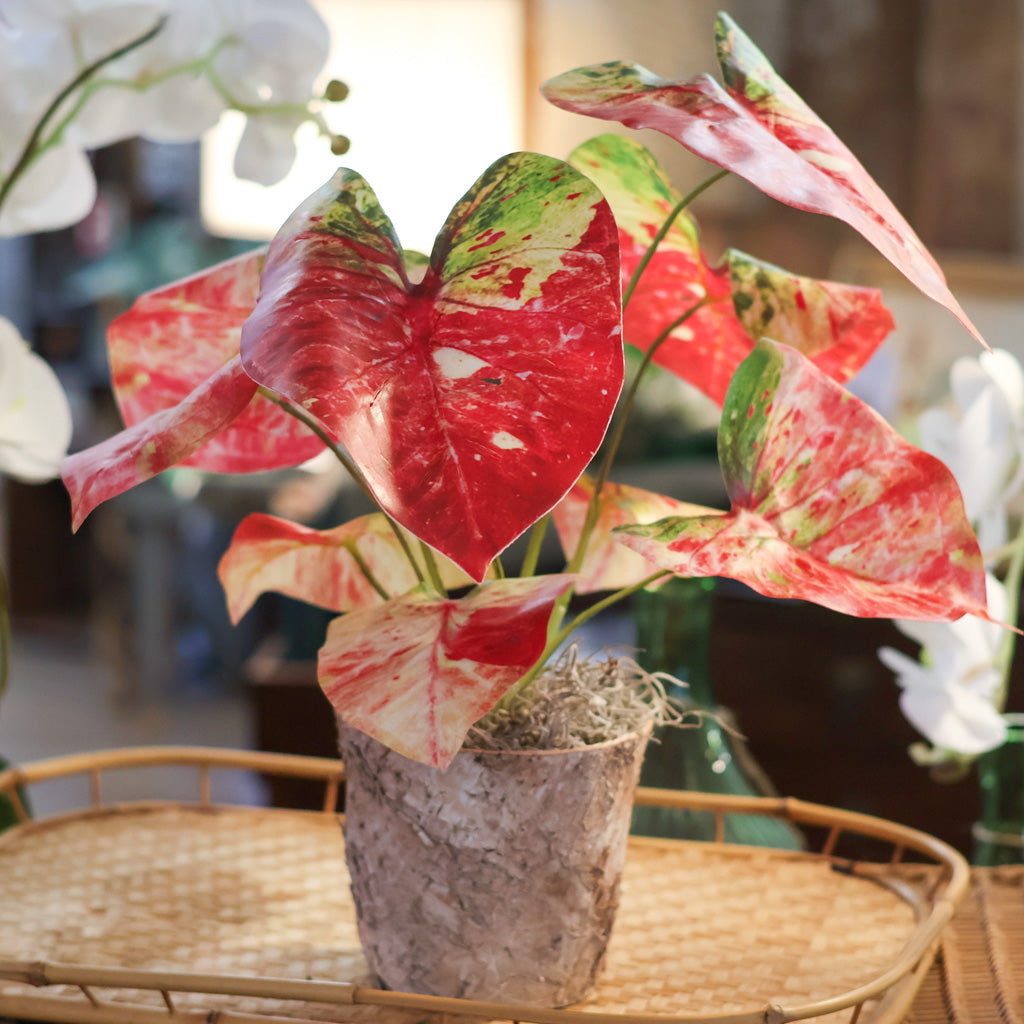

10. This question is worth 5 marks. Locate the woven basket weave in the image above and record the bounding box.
[0,747,969,1024]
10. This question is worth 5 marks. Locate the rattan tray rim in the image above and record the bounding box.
[0,745,971,1024]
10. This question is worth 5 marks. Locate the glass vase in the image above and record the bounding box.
[973,713,1024,866]
[630,577,802,849]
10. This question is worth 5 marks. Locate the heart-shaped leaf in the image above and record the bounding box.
[544,16,983,346]
[63,355,260,530]
[240,154,623,583]
[108,249,324,472]
[218,511,484,622]
[319,575,576,767]
[615,340,991,621]
[569,135,893,405]
[552,474,714,592]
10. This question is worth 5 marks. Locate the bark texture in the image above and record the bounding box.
[338,721,651,1006]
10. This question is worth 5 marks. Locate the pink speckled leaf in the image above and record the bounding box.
[240,155,622,583]
[568,134,750,404]
[319,575,576,767]
[62,355,259,530]
[727,250,894,385]
[543,15,983,346]
[218,511,483,623]
[552,474,713,593]
[569,135,894,405]
[108,249,324,472]
[615,339,991,621]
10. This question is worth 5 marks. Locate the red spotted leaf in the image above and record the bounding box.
[240,154,623,584]
[319,575,575,767]
[543,15,984,346]
[727,250,894,385]
[63,355,259,530]
[218,511,485,622]
[108,249,324,472]
[614,339,991,621]
[569,135,894,405]
[552,474,714,592]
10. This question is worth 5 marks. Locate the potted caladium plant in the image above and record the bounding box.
[62,11,999,1008]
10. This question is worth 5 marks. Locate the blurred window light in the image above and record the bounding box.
[200,0,526,255]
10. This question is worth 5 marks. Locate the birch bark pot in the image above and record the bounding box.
[337,720,652,1006]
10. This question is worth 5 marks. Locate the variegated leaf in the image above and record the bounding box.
[552,474,713,592]
[240,156,622,584]
[218,511,484,622]
[569,136,893,405]
[543,15,984,346]
[727,250,894,385]
[319,575,576,767]
[568,134,750,403]
[108,249,324,472]
[62,355,260,530]
[615,340,991,621]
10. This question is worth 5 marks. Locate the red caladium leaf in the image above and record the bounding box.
[615,339,992,621]
[543,15,984,346]
[567,134,748,404]
[218,511,484,623]
[552,474,714,593]
[239,154,622,584]
[568,135,894,405]
[63,355,260,530]
[319,575,576,767]
[108,249,324,472]
[727,250,895,388]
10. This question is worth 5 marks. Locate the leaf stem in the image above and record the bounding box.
[514,570,671,694]
[0,17,168,214]
[621,168,729,311]
[256,386,424,585]
[343,542,391,602]
[520,515,549,578]
[419,542,448,596]
[565,297,714,578]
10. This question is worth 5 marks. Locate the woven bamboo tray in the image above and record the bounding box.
[0,746,969,1024]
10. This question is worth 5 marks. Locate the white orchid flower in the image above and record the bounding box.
[0,317,72,482]
[0,0,332,235]
[917,348,1024,556]
[879,573,1009,756]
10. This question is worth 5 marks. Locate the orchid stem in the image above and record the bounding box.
[0,17,167,215]
[257,386,424,586]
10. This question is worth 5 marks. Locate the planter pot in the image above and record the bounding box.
[338,719,651,1006]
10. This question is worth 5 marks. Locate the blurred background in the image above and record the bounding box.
[0,0,1020,850]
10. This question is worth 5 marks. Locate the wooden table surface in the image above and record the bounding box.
[905,866,1023,1024]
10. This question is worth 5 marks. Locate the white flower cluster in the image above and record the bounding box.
[0,0,332,236]
[879,349,1024,758]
